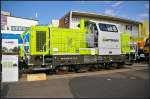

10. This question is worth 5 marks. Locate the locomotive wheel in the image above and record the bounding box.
[105,63,110,69]
[74,66,81,73]
[68,66,73,72]
[52,67,59,74]
[112,63,118,68]
[116,62,124,69]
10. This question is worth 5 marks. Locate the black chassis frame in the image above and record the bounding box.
[27,54,127,70]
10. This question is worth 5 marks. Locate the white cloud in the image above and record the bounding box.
[144,3,149,9]
[104,9,115,16]
[139,13,149,18]
[112,1,123,7]
[136,13,149,22]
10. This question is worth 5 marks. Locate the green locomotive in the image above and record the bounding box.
[20,19,131,72]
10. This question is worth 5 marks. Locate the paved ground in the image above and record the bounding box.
[1,63,149,98]
[69,69,149,98]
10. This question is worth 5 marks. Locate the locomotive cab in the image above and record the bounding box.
[83,20,121,55]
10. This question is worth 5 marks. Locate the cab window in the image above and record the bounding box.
[99,23,118,32]
[98,23,107,31]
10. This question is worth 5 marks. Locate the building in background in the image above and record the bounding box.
[49,19,59,27]
[59,10,142,38]
[1,11,38,48]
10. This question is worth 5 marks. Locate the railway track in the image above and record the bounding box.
[19,63,148,76]
[19,63,148,81]
[21,64,125,75]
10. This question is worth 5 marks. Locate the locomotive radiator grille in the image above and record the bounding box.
[36,31,46,52]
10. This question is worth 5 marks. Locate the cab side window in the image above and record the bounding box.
[99,23,118,32]
[99,23,107,31]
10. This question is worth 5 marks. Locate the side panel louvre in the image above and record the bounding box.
[30,26,49,55]
[36,31,46,52]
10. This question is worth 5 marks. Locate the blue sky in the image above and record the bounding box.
[1,1,149,25]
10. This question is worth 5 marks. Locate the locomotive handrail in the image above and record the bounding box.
[42,38,51,65]
[20,28,31,65]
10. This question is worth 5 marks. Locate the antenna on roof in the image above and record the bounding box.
[35,12,38,19]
